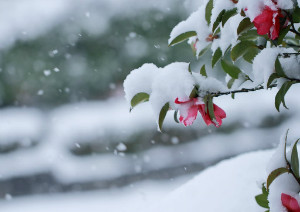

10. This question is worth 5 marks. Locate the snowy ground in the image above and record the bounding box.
[0,150,273,212]
[0,175,193,212]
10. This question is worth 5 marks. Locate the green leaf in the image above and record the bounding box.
[267,73,279,89]
[231,41,254,61]
[291,139,300,178]
[200,65,207,77]
[222,8,237,26]
[221,59,241,79]
[158,103,170,131]
[243,47,259,64]
[275,57,287,77]
[275,81,294,112]
[169,31,197,47]
[262,184,268,196]
[227,78,235,89]
[237,18,254,35]
[213,27,221,37]
[198,43,212,57]
[205,0,214,25]
[207,96,215,121]
[174,110,179,123]
[213,9,225,32]
[266,168,289,190]
[284,129,290,165]
[255,194,269,209]
[212,48,222,68]
[277,25,291,45]
[238,29,260,41]
[188,63,192,73]
[293,7,300,23]
[130,92,150,109]
[189,86,198,98]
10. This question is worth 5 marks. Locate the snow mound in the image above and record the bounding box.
[144,150,273,212]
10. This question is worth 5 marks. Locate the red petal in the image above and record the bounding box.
[270,12,282,40]
[198,104,214,126]
[180,105,198,126]
[175,97,193,104]
[281,193,300,212]
[213,104,226,119]
[198,104,226,127]
[253,6,274,36]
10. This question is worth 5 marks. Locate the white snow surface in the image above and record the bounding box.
[253,47,300,87]
[124,63,158,104]
[149,62,195,118]
[144,150,273,212]
[0,177,192,212]
[210,0,235,27]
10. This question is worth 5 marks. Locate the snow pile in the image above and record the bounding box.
[149,62,195,118]
[143,150,273,212]
[0,108,45,145]
[124,63,158,104]
[253,47,300,87]
[265,135,300,211]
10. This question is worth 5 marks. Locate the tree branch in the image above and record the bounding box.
[279,52,300,57]
[209,84,277,97]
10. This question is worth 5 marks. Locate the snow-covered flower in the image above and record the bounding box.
[175,97,226,127]
[281,193,300,212]
[253,5,284,40]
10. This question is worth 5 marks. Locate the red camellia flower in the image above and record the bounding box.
[175,97,226,127]
[253,6,284,40]
[281,193,300,212]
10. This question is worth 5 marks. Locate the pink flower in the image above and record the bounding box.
[281,193,300,212]
[175,98,226,127]
[253,6,284,40]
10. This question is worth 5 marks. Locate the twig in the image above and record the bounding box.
[210,84,277,97]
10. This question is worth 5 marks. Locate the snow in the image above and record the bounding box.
[213,14,244,53]
[169,5,207,46]
[0,177,192,212]
[124,63,158,104]
[193,73,228,95]
[253,47,281,87]
[280,55,300,81]
[210,0,235,27]
[144,150,273,212]
[0,85,298,183]
[236,0,269,21]
[253,47,300,87]
[266,133,300,212]
[266,133,287,174]
[149,62,195,118]
[0,108,45,145]
[276,0,294,9]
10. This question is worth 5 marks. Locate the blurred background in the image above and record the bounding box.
[0,0,298,211]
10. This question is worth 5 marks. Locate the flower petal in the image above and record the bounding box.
[270,12,282,40]
[175,97,193,104]
[214,104,226,119]
[253,6,274,36]
[180,105,198,126]
[281,193,300,212]
[198,104,214,126]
